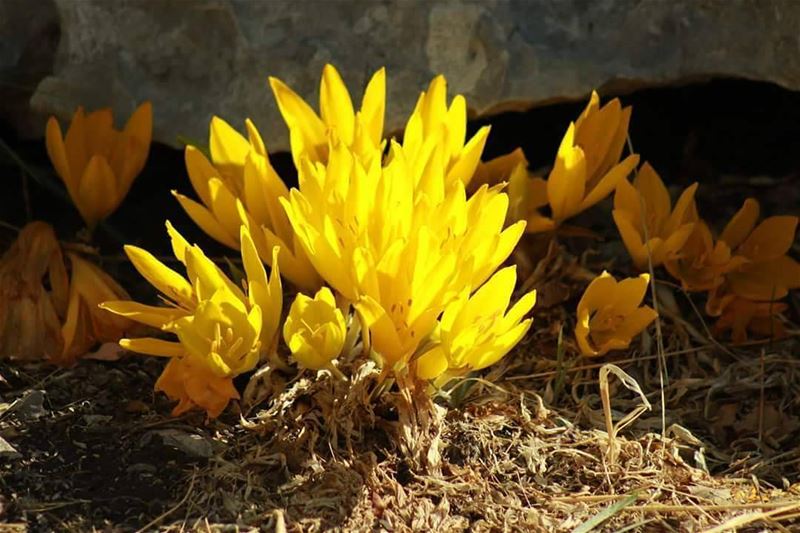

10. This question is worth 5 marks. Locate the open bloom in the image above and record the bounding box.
[415,266,536,382]
[46,102,152,229]
[174,117,321,290]
[283,287,346,370]
[0,222,68,361]
[664,220,746,292]
[270,64,386,166]
[516,92,639,232]
[101,223,282,417]
[715,198,800,301]
[613,162,698,270]
[283,138,525,371]
[575,272,658,357]
[57,253,134,366]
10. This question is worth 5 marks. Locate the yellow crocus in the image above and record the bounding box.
[56,253,134,366]
[613,163,698,270]
[575,272,658,357]
[664,220,747,292]
[101,223,282,417]
[515,92,639,232]
[269,64,386,166]
[401,75,491,190]
[174,116,321,291]
[415,266,536,382]
[0,222,68,361]
[283,287,346,370]
[155,357,240,419]
[717,198,800,301]
[283,140,524,370]
[45,102,152,229]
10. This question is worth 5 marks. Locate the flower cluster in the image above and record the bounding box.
[102,224,282,416]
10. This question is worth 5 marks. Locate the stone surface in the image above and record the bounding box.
[2,0,799,150]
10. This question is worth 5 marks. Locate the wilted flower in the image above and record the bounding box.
[575,272,658,357]
[0,222,68,360]
[283,287,346,370]
[716,198,800,301]
[710,294,787,344]
[45,102,152,229]
[174,117,321,290]
[664,220,746,292]
[518,92,640,232]
[101,223,282,417]
[415,266,536,382]
[270,64,386,166]
[155,357,239,418]
[613,162,697,270]
[57,253,134,366]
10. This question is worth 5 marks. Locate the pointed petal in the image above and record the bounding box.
[721,198,760,249]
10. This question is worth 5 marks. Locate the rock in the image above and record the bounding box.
[0,435,20,459]
[5,390,46,421]
[144,429,214,459]
[2,0,799,151]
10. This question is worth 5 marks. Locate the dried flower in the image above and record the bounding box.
[174,117,321,290]
[518,92,639,232]
[0,222,68,360]
[101,223,282,417]
[46,102,152,229]
[283,287,346,371]
[575,272,657,357]
[613,162,697,270]
[415,266,536,382]
[57,253,134,366]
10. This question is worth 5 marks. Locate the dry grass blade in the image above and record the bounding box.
[701,501,800,533]
[572,492,639,533]
[599,364,652,464]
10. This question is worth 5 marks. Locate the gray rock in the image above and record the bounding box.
[2,0,799,150]
[0,435,20,459]
[144,429,215,458]
[4,390,46,421]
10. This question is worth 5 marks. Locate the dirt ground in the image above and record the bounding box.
[1,79,800,531]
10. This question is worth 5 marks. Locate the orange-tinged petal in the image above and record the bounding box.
[77,155,118,227]
[737,215,798,261]
[45,117,76,198]
[633,162,670,230]
[547,123,586,222]
[720,198,760,249]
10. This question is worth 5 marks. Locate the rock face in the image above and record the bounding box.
[3,0,799,150]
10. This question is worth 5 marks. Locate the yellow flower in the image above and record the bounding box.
[45,102,152,229]
[0,222,68,361]
[401,75,491,191]
[174,116,321,290]
[101,223,282,417]
[269,64,386,166]
[283,287,346,370]
[283,140,524,370]
[575,272,658,357]
[716,198,800,301]
[415,266,536,382]
[664,220,746,292]
[613,162,697,270]
[57,253,134,366]
[521,92,639,232]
